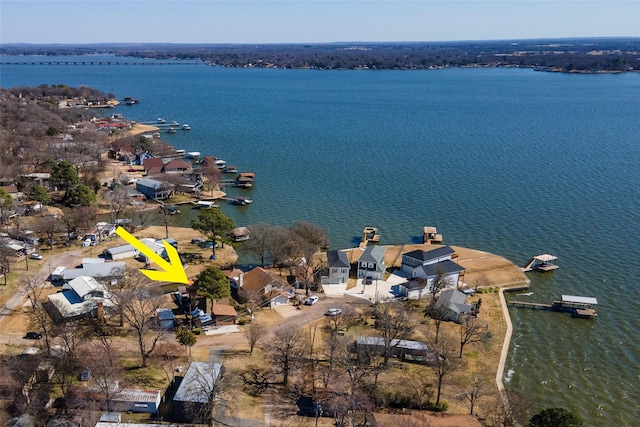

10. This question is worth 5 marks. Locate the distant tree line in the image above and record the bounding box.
[2,38,639,72]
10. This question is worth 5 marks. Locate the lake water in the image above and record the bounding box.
[1,56,639,425]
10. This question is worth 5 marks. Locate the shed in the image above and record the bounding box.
[156,308,175,329]
[112,388,161,413]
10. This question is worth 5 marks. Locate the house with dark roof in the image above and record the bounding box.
[357,245,387,280]
[398,260,465,298]
[322,250,350,285]
[434,289,474,322]
[401,246,456,273]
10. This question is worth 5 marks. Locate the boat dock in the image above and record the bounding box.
[522,254,559,272]
[507,295,598,319]
[359,227,380,248]
[423,226,443,244]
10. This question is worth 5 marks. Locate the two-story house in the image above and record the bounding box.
[357,245,387,280]
[322,250,350,285]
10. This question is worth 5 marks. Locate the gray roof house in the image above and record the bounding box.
[401,246,456,274]
[322,250,351,285]
[434,289,474,322]
[47,276,114,321]
[135,178,173,200]
[398,260,466,300]
[173,362,224,423]
[62,259,125,283]
[357,245,387,280]
[103,243,138,260]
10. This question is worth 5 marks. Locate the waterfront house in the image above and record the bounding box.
[434,289,474,322]
[162,159,192,174]
[401,246,456,273]
[173,362,224,423]
[403,259,465,292]
[135,178,173,200]
[322,250,350,285]
[357,245,387,280]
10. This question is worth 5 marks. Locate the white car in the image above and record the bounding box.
[304,296,319,306]
[327,308,343,316]
[29,253,43,260]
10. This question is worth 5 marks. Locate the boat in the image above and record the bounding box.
[168,127,177,134]
[195,200,219,209]
[174,149,186,156]
[222,165,238,173]
[214,159,227,168]
[186,151,201,159]
[182,124,191,130]
[161,204,180,214]
[230,197,252,206]
[157,118,166,123]
[124,97,139,105]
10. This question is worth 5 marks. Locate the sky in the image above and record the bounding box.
[1,1,638,44]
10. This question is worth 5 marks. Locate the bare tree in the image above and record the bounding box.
[403,365,434,410]
[459,314,490,358]
[0,240,12,285]
[457,374,491,416]
[263,326,305,387]
[85,339,124,412]
[265,226,296,271]
[183,362,231,427]
[102,184,130,223]
[33,214,62,249]
[430,333,465,408]
[245,222,271,267]
[374,299,417,365]
[324,305,356,335]
[244,321,267,355]
[424,303,448,344]
[120,279,166,367]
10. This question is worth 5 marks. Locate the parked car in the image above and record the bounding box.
[29,253,43,260]
[191,237,206,244]
[24,331,42,340]
[79,369,91,381]
[327,308,343,316]
[200,240,218,249]
[304,296,319,306]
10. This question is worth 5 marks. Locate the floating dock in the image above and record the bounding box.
[507,295,598,319]
[522,254,559,272]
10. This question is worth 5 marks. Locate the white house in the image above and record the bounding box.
[47,276,114,321]
[61,258,125,283]
[401,246,456,275]
[322,250,350,285]
[357,245,387,280]
[434,289,474,322]
[398,260,465,298]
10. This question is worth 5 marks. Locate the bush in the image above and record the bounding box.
[192,327,202,335]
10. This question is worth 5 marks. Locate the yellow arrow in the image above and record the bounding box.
[115,226,189,284]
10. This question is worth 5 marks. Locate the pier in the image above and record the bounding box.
[522,254,559,272]
[359,226,380,248]
[507,295,598,319]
